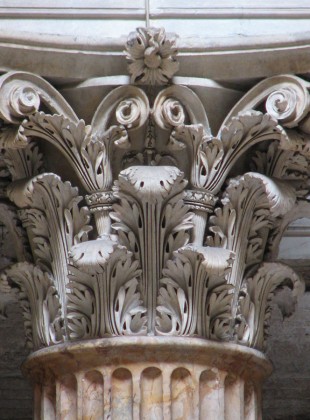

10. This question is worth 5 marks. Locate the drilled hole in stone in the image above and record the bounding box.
[188,275,192,287]
[201,166,207,177]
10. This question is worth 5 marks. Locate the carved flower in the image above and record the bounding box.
[126,27,179,85]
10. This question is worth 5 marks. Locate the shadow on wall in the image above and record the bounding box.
[263,291,310,418]
[0,297,32,419]
[263,218,310,419]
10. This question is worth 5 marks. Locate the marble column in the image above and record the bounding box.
[23,337,271,420]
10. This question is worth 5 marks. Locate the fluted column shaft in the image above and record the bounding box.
[23,337,271,420]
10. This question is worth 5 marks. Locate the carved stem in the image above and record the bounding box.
[86,191,116,237]
[184,190,216,246]
[191,210,208,246]
[94,210,112,237]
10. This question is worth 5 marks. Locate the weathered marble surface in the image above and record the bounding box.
[23,337,271,419]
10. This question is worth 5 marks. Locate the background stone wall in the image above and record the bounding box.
[263,290,310,419]
[0,299,32,420]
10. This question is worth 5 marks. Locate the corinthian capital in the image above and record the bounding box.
[0,34,308,418]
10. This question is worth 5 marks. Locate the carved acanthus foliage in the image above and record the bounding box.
[0,66,308,354]
[205,171,300,341]
[157,245,234,340]
[20,113,128,192]
[237,262,304,350]
[168,111,286,193]
[207,173,296,298]
[0,262,62,350]
[67,239,145,339]
[7,173,91,319]
[0,202,31,265]
[111,166,193,333]
[251,141,310,182]
[0,73,150,201]
[278,129,310,159]
[2,141,43,181]
[0,124,26,149]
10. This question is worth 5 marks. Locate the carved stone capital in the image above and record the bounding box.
[0,57,308,420]
[0,71,305,356]
[1,17,310,420]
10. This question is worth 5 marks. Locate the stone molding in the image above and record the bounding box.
[3,27,310,82]
[2,1,310,19]
[22,337,272,419]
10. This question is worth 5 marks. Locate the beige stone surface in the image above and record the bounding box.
[23,337,271,420]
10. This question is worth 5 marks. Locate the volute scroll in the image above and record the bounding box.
[0,57,307,355]
[0,28,308,420]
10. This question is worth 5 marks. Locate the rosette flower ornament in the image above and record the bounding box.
[126,27,179,85]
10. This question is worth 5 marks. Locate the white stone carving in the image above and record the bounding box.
[206,172,299,347]
[251,140,310,181]
[0,262,62,349]
[153,85,210,132]
[157,245,234,339]
[68,239,146,338]
[279,129,310,158]
[0,71,77,124]
[0,124,26,149]
[169,111,286,195]
[1,22,310,420]
[20,113,127,192]
[207,172,296,282]
[222,74,310,128]
[7,173,91,335]
[111,165,192,333]
[237,262,304,349]
[0,68,307,356]
[0,32,309,419]
[126,27,179,84]
[3,141,43,181]
[0,202,31,265]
